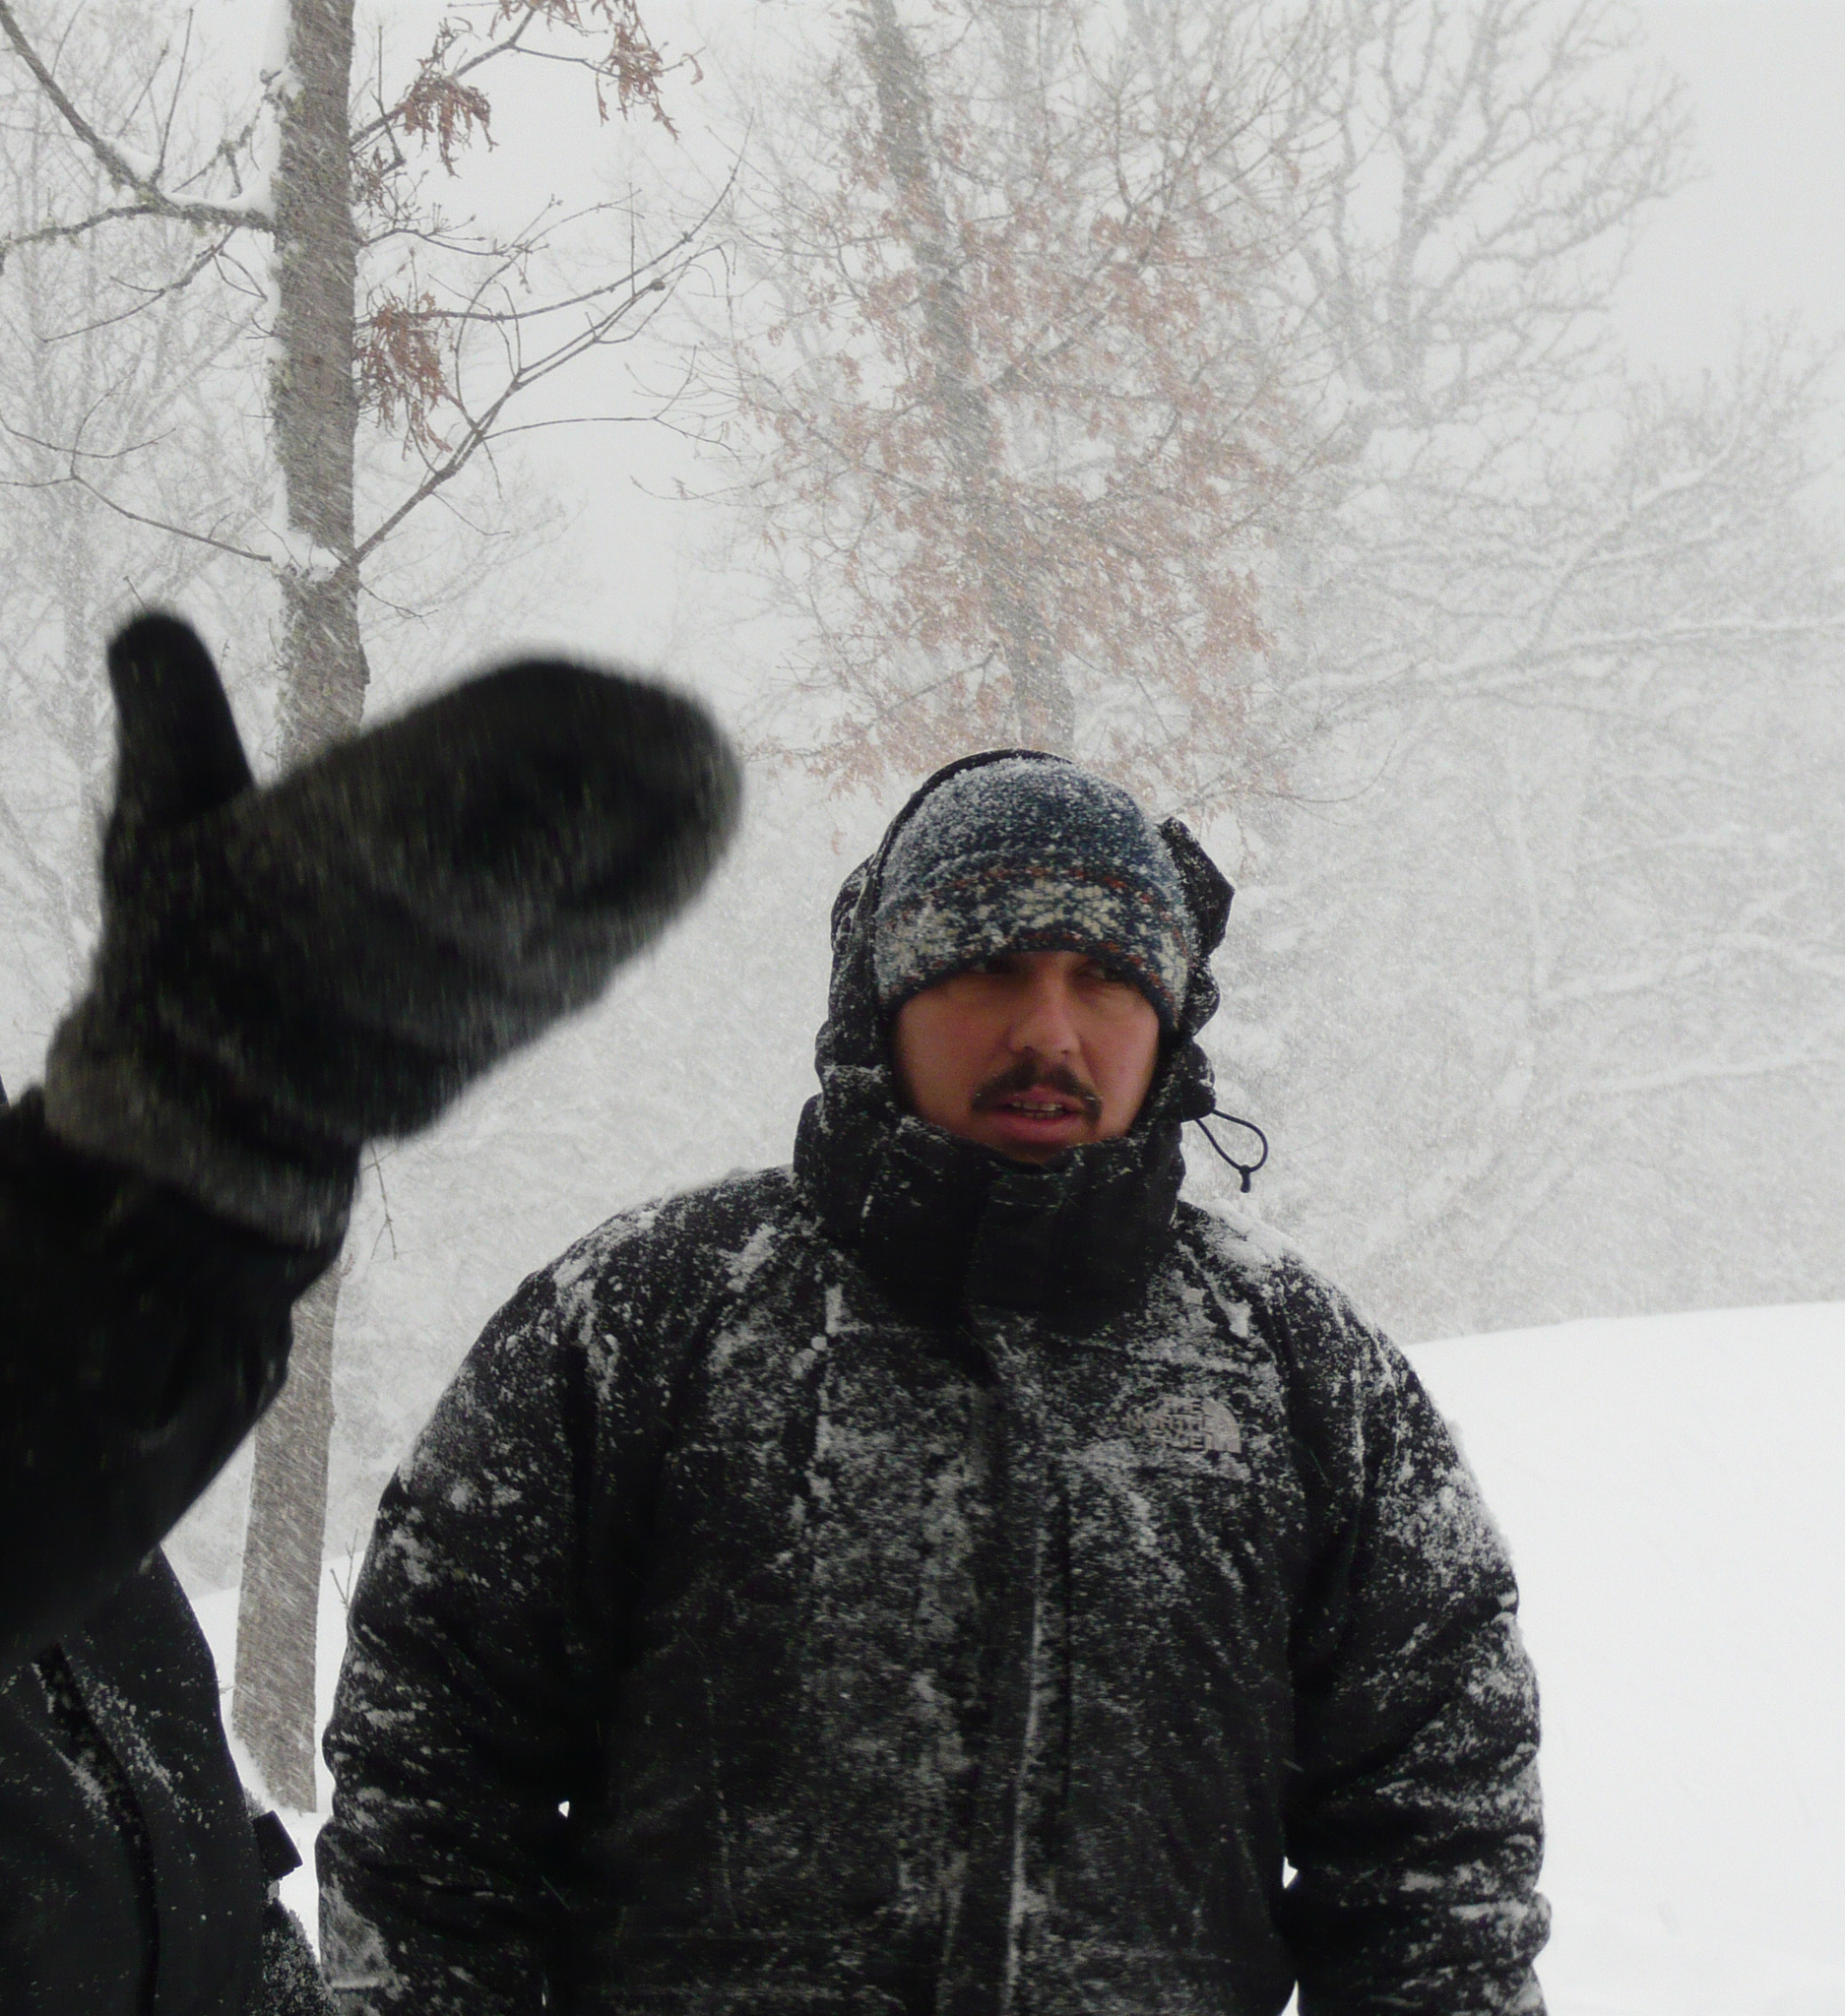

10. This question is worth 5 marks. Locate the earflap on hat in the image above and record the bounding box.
[829,859,872,960]
[1154,816,1233,1040]
[1158,816,1233,958]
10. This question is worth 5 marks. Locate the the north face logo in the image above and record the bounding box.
[1136,1394,1242,1457]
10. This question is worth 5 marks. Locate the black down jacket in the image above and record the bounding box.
[319,785,1548,2016]
[0,1554,271,2016]
[0,1084,333,2014]
[0,1087,327,1671]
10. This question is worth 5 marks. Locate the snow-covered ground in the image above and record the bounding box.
[1409,1302,1845,2015]
[182,1300,1845,2014]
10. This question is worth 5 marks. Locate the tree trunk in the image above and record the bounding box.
[271,0,367,765]
[231,1267,339,1806]
[230,0,368,1810]
[856,0,1074,753]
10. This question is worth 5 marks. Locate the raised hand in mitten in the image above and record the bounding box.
[43,614,740,1244]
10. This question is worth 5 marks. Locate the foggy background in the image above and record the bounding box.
[1,1,1840,2008]
[0,0,1814,1574]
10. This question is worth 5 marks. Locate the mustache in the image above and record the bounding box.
[970,1054,1104,1124]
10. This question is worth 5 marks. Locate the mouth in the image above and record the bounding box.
[994,1093,1085,1120]
[971,1060,1104,1150]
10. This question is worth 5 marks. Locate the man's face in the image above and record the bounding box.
[890,949,1163,1163]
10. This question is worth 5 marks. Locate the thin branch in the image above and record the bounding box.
[353,194,726,560]
[487,410,674,438]
[157,8,193,176]
[42,232,237,339]
[1,203,172,262]
[25,453,272,564]
[348,3,545,154]
[0,0,272,234]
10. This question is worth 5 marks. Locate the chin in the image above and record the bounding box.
[978,1127,1091,1164]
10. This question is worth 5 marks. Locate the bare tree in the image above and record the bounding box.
[707,0,1845,1333]
[716,0,1323,805]
[1224,328,1845,1333]
[0,0,273,1054]
[0,0,703,1804]
[708,0,1693,807]
[1194,0,1845,1329]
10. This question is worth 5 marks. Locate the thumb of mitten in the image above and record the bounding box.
[102,614,253,880]
[43,615,313,1230]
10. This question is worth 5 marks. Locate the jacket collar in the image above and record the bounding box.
[793,1047,1210,1324]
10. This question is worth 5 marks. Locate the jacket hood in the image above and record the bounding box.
[794,752,1233,1322]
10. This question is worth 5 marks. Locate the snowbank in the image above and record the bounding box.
[1406,1302,1845,2014]
[184,1299,1845,2013]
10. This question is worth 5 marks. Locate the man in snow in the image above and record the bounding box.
[320,750,1549,2016]
[1,613,738,2016]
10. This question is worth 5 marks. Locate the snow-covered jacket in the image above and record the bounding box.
[319,789,1548,2016]
[0,1553,271,2016]
[0,1085,335,2014]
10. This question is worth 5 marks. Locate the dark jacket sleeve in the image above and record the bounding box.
[317,1184,717,2016]
[316,1272,591,2014]
[1261,1260,1549,2016]
[0,1086,334,1675]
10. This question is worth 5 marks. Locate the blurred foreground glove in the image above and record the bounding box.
[43,614,740,1244]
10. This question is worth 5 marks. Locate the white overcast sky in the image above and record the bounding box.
[1620,1,1845,371]
[646,1,1845,387]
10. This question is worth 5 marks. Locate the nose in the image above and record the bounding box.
[1005,964,1082,1058]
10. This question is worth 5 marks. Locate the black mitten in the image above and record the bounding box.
[43,614,740,1243]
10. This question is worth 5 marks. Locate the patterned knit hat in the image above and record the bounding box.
[871,754,1197,1028]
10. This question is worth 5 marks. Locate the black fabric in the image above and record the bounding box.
[254,1810,304,1884]
[25,1645,158,2008]
[45,613,741,1244]
[319,1178,1547,2016]
[253,1902,338,2016]
[0,1080,334,2010]
[792,1056,1204,1322]
[0,1089,332,1671]
[0,1554,267,2016]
